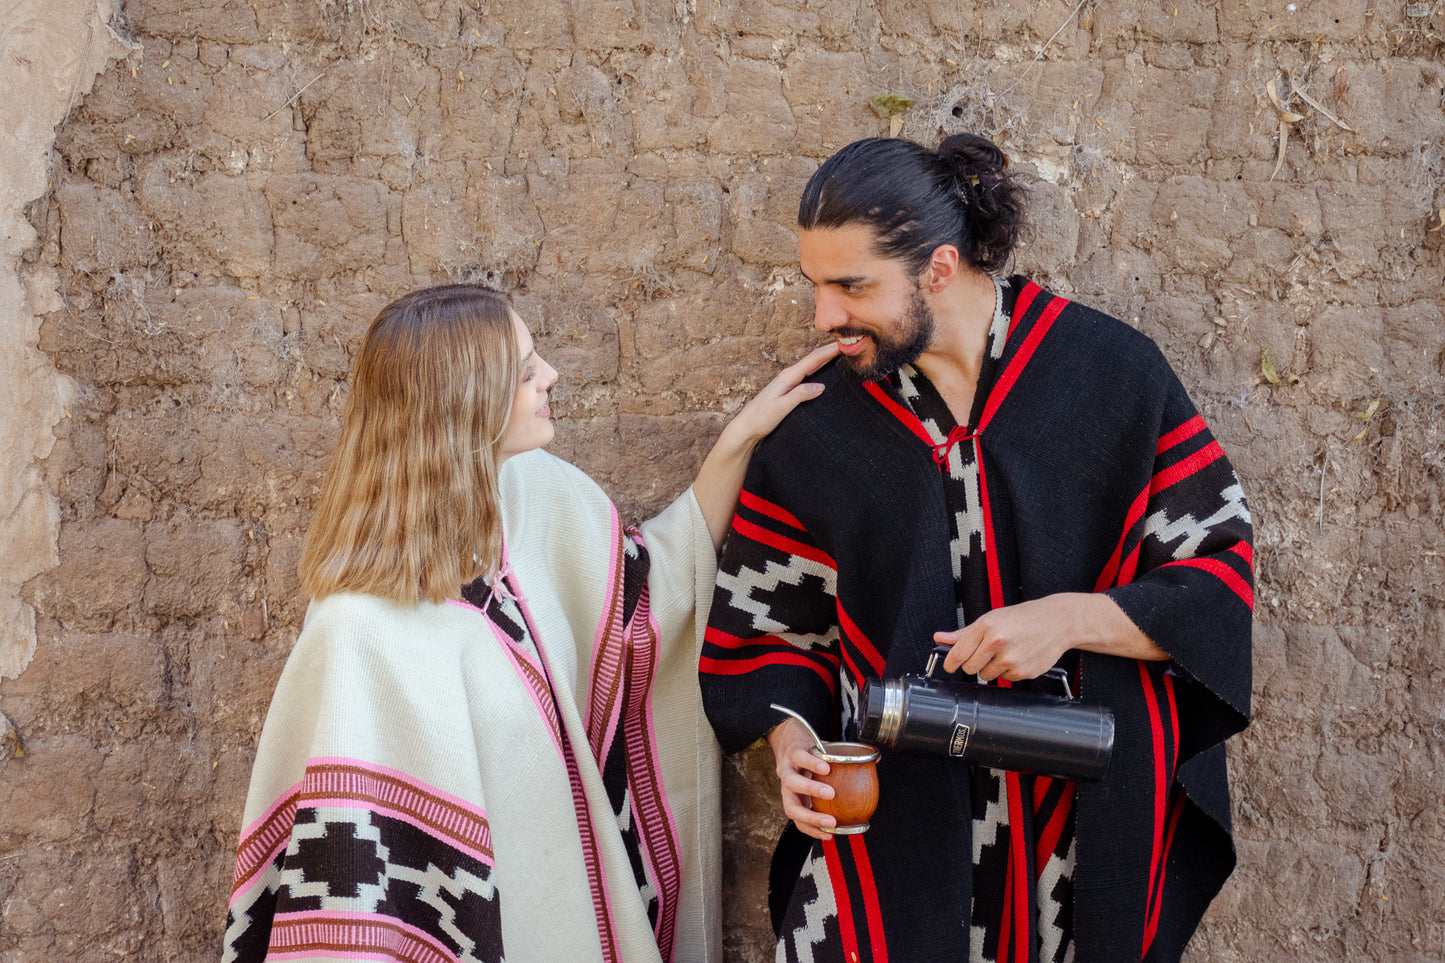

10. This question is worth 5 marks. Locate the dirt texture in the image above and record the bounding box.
[2,0,1444,960]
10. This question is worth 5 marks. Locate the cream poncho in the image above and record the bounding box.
[224,449,721,963]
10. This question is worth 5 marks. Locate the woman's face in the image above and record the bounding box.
[498,312,559,461]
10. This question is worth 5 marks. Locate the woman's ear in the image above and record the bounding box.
[923,244,961,293]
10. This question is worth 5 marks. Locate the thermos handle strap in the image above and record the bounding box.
[1041,666,1074,701]
[924,644,953,679]
[925,644,1076,701]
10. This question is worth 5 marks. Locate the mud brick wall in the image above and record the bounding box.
[2,0,1444,960]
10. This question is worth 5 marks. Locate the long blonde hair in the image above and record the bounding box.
[298,284,519,604]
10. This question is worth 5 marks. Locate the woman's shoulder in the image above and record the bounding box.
[296,593,481,660]
[499,449,616,539]
[302,591,416,633]
[500,449,607,502]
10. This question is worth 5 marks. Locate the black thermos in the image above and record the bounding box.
[858,647,1115,782]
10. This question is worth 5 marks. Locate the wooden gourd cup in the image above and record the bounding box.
[810,741,881,834]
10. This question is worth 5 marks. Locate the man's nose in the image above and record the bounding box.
[812,289,847,332]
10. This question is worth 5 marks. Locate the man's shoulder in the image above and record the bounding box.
[1046,289,1167,364]
[764,358,871,449]
[1000,279,1173,390]
[804,356,858,395]
[1013,282,1193,426]
[740,360,852,484]
[1029,285,1164,361]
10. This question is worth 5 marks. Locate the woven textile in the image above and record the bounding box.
[701,279,1253,963]
[226,450,721,963]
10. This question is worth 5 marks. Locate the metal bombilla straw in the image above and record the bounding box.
[769,704,827,754]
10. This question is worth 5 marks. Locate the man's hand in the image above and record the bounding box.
[933,592,1167,681]
[767,717,837,839]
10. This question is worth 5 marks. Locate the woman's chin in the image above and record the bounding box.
[500,422,557,462]
[524,426,556,456]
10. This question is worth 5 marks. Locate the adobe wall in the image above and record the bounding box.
[2,0,1443,960]
[0,1,125,687]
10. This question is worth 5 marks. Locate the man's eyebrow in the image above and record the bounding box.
[800,268,869,287]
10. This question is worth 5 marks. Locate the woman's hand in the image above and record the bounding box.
[722,341,841,450]
[767,717,838,839]
[693,341,839,549]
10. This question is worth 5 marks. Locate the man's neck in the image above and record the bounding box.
[912,268,999,424]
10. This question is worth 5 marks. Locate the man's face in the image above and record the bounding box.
[798,225,934,381]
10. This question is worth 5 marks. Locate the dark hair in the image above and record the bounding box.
[797,134,1025,275]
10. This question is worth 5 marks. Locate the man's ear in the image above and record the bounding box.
[923,245,961,292]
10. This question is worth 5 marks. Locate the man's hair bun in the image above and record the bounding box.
[934,133,1022,275]
[939,132,1009,176]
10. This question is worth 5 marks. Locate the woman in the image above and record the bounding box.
[223,284,836,963]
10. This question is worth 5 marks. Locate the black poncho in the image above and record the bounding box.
[701,279,1253,962]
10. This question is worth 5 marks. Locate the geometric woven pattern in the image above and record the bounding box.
[895,344,1078,963]
[594,532,674,954]
[225,761,502,963]
[777,847,843,963]
[1144,480,1252,561]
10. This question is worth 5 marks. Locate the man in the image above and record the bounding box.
[699,134,1253,963]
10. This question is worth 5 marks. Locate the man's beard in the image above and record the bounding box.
[839,284,935,381]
